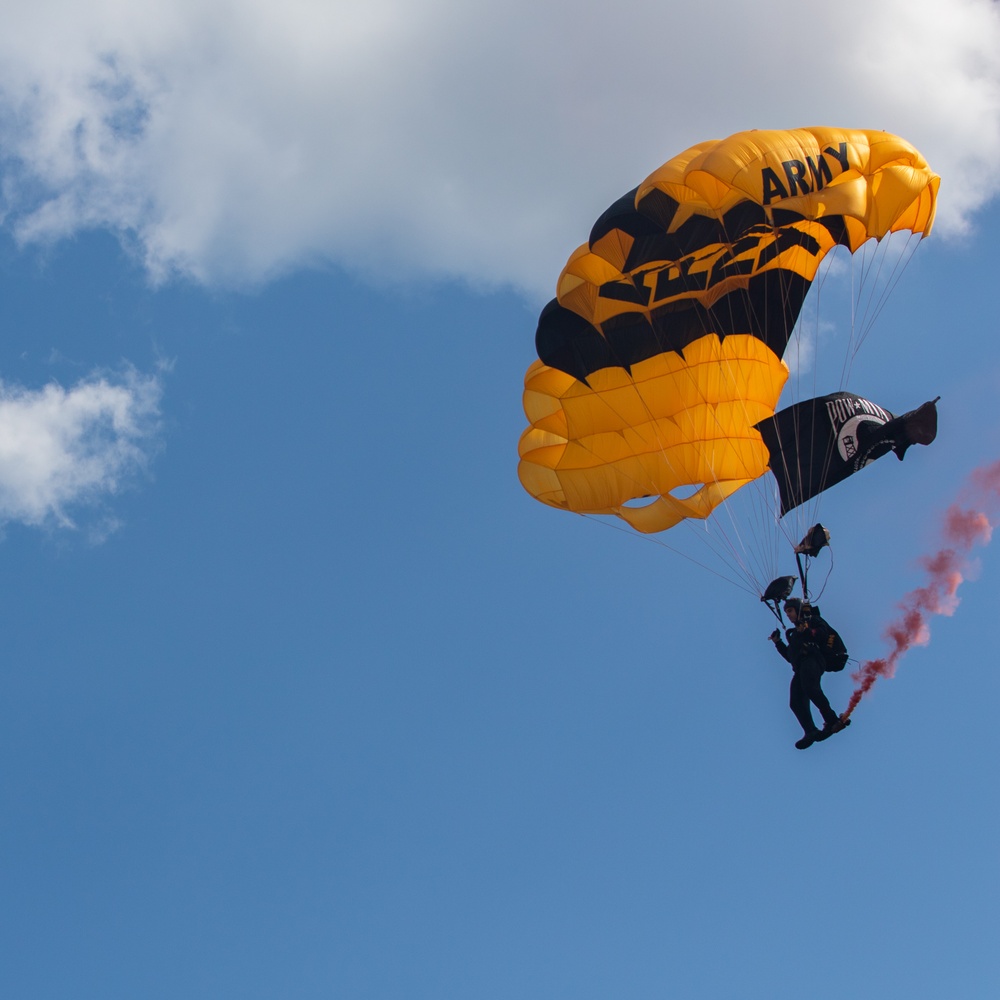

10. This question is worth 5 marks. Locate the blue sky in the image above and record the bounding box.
[1,3,999,998]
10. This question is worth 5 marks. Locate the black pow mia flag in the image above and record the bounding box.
[754,392,939,515]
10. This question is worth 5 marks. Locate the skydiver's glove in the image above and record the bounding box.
[768,629,781,643]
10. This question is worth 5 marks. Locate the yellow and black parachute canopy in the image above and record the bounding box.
[518,127,938,534]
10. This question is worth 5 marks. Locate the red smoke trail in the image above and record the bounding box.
[842,460,1000,720]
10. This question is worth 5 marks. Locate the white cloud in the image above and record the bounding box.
[0,367,163,532]
[0,0,997,296]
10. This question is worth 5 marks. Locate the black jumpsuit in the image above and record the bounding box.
[773,619,840,735]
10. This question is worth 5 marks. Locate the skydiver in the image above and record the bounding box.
[768,598,849,749]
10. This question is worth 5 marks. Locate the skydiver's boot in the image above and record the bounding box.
[817,716,850,740]
[795,729,821,749]
[813,704,846,741]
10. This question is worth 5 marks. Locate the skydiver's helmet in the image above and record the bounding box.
[783,598,803,618]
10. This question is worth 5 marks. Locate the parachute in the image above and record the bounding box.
[518,127,939,591]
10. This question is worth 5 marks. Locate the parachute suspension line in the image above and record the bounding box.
[840,238,873,389]
[730,474,793,589]
[853,237,885,343]
[840,232,922,387]
[854,234,917,344]
[823,240,863,399]
[806,242,839,392]
[576,511,760,596]
[858,234,921,351]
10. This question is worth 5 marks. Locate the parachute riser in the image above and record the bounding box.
[796,550,810,604]
[763,599,786,627]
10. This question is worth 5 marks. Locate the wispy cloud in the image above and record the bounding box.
[0,0,996,296]
[0,366,164,533]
